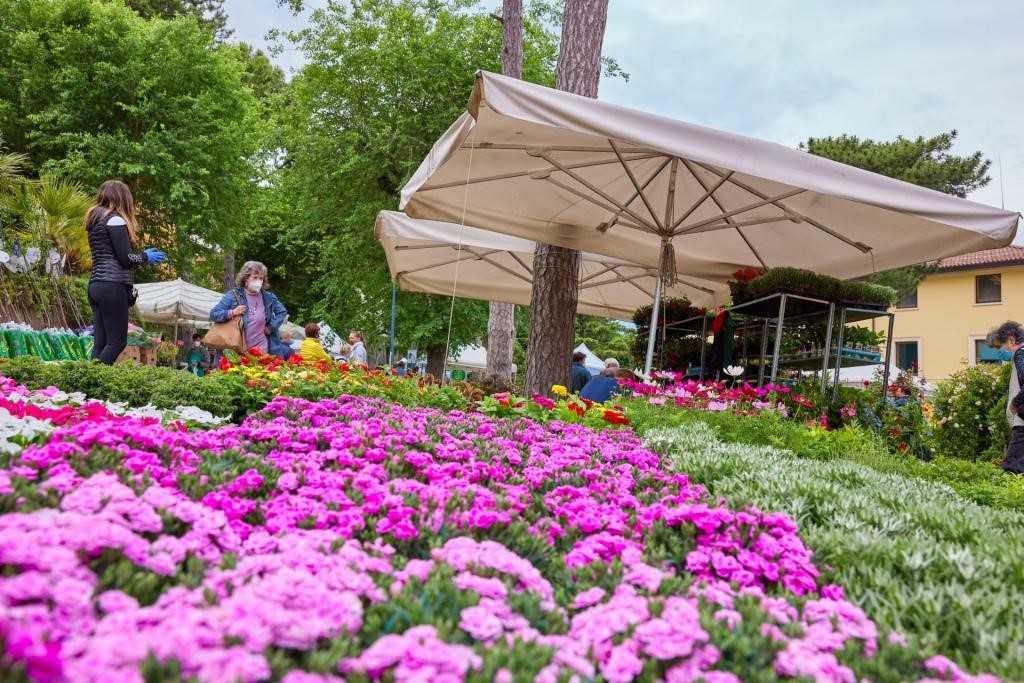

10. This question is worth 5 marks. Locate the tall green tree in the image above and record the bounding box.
[266,0,559,371]
[125,0,231,40]
[0,0,260,280]
[803,131,992,295]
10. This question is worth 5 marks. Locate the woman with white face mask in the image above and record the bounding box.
[209,260,292,358]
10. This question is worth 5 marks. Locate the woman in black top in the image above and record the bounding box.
[85,180,166,364]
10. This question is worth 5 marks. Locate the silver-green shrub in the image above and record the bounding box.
[645,422,1024,679]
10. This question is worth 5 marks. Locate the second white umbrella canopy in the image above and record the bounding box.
[376,210,727,318]
[401,71,1019,283]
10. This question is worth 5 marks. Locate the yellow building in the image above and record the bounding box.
[890,247,1024,380]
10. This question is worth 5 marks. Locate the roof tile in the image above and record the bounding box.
[935,246,1024,271]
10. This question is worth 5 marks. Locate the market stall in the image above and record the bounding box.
[133,279,222,337]
[376,210,723,320]
[400,71,1020,374]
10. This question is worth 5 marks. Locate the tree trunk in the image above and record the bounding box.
[425,343,446,380]
[523,0,608,395]
[222,249,236,290]
[485,0,523,385]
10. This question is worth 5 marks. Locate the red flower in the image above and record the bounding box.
[247,347,264,356]
[492,392,511,407]
[602,409,630,425]
[338,361,350,372]
[288,354,304,365]
[219,355,232,371]
[567,402,585,417]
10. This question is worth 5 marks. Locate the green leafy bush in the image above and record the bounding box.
[0,356,239,417]
[735,267,897,306]
[932,362,1009,460]
[645,422,1024,678]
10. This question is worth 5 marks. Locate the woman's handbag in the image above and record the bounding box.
[203,292,245,352]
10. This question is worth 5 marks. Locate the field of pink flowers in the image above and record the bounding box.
[0,378,996,682]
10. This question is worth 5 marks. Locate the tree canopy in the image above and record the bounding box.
[251,0,560,359]
[0,0,262,281]
[802,131,990,198]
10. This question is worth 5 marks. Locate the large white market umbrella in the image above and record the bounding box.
[133,279,223,330]
[401,71,1020,371]
[376,210,727,319]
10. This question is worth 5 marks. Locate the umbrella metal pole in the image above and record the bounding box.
[881,312,894,402]
[698,315,707,380]
[643,276,663,376]
[757,319,769,386]
[820,303,835,393]
[388,281,397,365]
[769,294,788,383]
[831,307,847,403]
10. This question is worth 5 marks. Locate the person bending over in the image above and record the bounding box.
[299,323,331,364]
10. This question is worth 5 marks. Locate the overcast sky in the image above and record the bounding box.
[225,0,1023,218]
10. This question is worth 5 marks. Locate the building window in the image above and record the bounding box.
[975,338,1011,364]
[896,287,918,309]
[975,274,1001,304]
[895,341,919,374]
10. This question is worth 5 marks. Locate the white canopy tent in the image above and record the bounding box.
[573,343,605,376]
[133,279,222,332]
[401,71,1021,373]
[376,210,725,320]
[448,344,517,376]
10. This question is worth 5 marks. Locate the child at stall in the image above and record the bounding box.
[299,323,331,364]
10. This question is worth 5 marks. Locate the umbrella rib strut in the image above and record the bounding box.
[601,157,673,233]
[609,139,663,229]
[539,176,658,234]
[690,160,873,254]
[536,151,659,231]
[674,189,807,235]
[419,153,661,192]
[681,159,768,268]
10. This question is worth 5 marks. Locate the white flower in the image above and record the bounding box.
[724,365,744,378]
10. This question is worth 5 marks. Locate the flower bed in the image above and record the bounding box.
[0,383,995,681]
[619,375,804,418]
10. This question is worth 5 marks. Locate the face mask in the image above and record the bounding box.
[247,279,263,293]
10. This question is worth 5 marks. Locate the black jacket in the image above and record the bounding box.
[87,210,146,284]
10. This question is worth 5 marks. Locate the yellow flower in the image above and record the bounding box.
[551,384,568,397]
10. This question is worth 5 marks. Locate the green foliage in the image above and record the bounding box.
[932,362,1009,461]
[574,314,634,362]
[802,131,991,198]
[0,0,260,270]
[646,422,1024,678]
[125,0,231,41]
[623,399,1024,513]
[257,0,559,352]
[734,267,897,307]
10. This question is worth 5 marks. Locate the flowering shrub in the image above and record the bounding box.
[0,383,996,681]
[932,363,1010,461]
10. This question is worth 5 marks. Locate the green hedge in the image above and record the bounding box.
[623,399,1024,512]
[645,422,1024,679]
[734,267,897,306]
[0,356,240,417]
